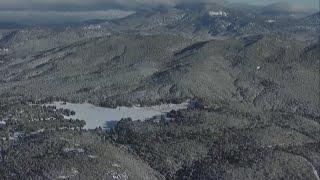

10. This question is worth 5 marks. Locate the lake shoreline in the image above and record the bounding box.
[45,100,190,130]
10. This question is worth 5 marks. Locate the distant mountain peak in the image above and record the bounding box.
[175,1,225,11]
[263,2,317,15]
[304,11,320,24]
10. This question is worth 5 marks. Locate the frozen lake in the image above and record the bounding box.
[48,101,190,129]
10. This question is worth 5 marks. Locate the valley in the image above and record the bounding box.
[0,2,319,180]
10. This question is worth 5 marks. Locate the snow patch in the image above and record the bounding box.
[112,163,121,168]
[63,147,85,153]
[83,25,102,30]
[9,132,24,141]
[312,166,320,180]
[108,170,128,180]
[88,155,98,159]
[0,48,9,53]
[300,156,320,180]
[30,129,45,135]
[0,120,6,128]
[57,175,69,179]
[57,168,79,179]
[265,19,276,23]
[209,11,228,17]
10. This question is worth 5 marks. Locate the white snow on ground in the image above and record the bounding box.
[108,170,128,180]
[57,168,79,179]
[57,175,69,179]
[0,120,6,127]
[47,101,190,129]
[83,25,101,30]
[0,48,9,52]
[112,164,121,168]
[209,11,228,17]
[6,130,47,141]
[312,166,320,180]
[9,132,24,140]
[257,66,261,70]
[63,147,85,153]
[30,129,45,135]
[301,156,320,180]
[265,19,276,23]
[88,155,98,159]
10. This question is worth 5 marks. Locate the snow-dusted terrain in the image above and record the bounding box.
[208,11,228,17]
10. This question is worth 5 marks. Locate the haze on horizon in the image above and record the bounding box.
[0,0,318,24]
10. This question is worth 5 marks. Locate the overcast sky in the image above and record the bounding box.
[0,0,318,24]
[230,0,318,7]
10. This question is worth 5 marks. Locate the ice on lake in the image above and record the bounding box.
[48,101,190,129]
